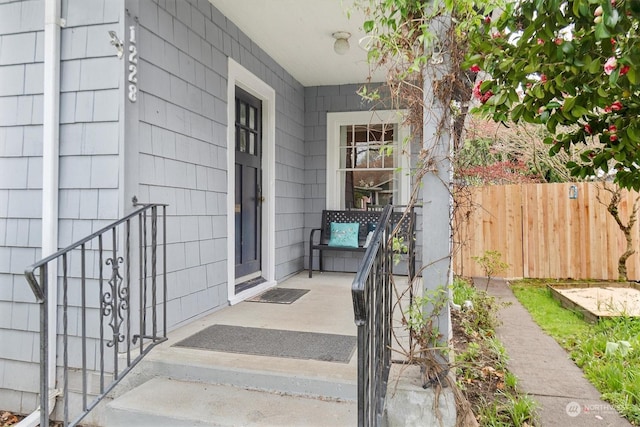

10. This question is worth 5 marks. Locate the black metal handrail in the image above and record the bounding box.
[24,203,168,427]
[351,204,415,426]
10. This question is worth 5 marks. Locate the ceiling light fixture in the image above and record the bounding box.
[332,31,351,55]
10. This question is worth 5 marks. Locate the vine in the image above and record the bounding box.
[352,1,502,425]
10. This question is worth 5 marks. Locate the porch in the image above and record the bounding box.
[92,271,406,426]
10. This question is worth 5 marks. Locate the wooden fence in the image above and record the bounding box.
[453,182,640,280]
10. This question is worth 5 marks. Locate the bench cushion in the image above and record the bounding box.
[328,222,359,248]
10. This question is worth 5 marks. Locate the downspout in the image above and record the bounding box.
[18,1,63,425]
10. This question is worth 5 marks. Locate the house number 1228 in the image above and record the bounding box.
[128,25,138,102]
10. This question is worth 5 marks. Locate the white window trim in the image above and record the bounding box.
[226,59,277,305]
[326,110,411,210]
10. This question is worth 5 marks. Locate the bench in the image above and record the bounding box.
[308,208,415,278]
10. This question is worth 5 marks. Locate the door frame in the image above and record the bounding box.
[226,59,276,304]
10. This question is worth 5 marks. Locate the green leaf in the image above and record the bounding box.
[627,126,640,142]
[628,67,638,84]
[588,58,601,74]
[511,104,525,122]
[571,105,590,118]
[363,20,374,33]
[609,69,619,85]
[563,97,576,112]
[594,22,611,39]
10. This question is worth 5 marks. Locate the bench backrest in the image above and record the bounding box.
[320,210,381,246]
[319,209,415,247]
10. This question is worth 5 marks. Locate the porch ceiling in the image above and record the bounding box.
[208,0,386,87]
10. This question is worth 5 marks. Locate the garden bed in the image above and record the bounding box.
[548,282,640,323]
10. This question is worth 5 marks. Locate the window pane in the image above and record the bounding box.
[339,122,397,209]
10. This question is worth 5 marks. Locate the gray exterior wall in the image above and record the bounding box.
[0,0,123,413]
[134,0,306,328]
[0,0,308,415]
[303,85,375,273]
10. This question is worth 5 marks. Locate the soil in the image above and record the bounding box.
[450,308,506,413]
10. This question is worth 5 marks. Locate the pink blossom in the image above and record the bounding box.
[610,134,618,142]
[610,101,623,111]
[604,57,618,75]
[584,124,593,134]
[484,16,491,24]
[540,74,547,83]
[537,38,545,45]
[609,125,618,133]
[492,31,502,39]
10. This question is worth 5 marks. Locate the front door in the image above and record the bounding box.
[234,87,262,287]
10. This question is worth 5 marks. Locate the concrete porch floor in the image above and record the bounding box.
[100,271,364,426]
[142,270,359,396]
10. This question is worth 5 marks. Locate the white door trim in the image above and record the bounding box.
[226,59,277,305]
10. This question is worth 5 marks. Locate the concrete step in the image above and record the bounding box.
[105,377,357,427]
[136,354,357,401]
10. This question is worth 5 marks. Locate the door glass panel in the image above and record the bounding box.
[249,106,256,129]
[240,103,247,126]
[239,129,247,152]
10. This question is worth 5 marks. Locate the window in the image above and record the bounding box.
[327,111,410,210]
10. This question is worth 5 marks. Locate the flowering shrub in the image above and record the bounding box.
[466,0,640,190]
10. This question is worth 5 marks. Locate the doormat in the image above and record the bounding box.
[246,288,309,304]
[173,324,356,363]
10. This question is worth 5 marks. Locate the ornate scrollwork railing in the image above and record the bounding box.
[24,203,168,427]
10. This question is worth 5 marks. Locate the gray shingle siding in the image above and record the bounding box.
[0,0,122,414]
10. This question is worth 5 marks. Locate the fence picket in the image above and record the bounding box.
[453,182,640,280]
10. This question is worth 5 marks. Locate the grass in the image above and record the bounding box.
[511,280,640,425]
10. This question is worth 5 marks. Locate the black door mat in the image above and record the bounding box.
[246,288,309,304]
[173,324,356,363]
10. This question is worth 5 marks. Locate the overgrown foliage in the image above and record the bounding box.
[466,0,640,190]
[452,278,538,426]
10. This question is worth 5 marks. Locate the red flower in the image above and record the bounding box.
[555,38,563,45]
[620,65,630,76]
[609,125,618,133]
[584,124,593,134]
[484,16,491,24]
[537,38,545,45]
[611,38,617,46]
[611,101,623,111]
[540,74,547,83]
[473,80,493,104]
[470,64,481,72]
[610,134,619,142]
[492,31,502,39]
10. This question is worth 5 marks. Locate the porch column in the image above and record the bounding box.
[421,12,453,344]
